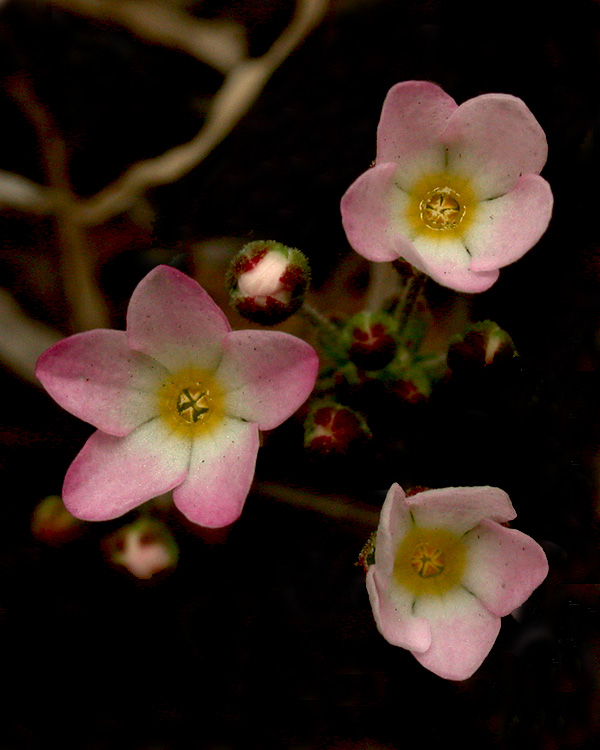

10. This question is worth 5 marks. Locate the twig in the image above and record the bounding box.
[0,171,53,213]
[255,481,379,529]
[6,73,109,331]
[75,0,330,226]
[46,0,247,74]
[0,288,61,384]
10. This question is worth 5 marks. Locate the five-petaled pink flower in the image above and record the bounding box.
[366,483,548,680]
[341,80,553,293]
[36,265,319,528]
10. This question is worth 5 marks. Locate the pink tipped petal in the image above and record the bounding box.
[172,417,259,528]
[36,329,168,436]
[126,265,231,372]
[216,330,319,430]
[374,483,413,577]
[62,420,190,521]
[341,163,425,266]
[408,486,516,536]
[442,93,548,199]
[462,520,549,617]
[465,175,554,272]
[376,80,456,186]
[411,234,500,293]
[412,589,501,680]
[367,568,431,653]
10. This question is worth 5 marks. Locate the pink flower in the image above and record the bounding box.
[366,484,548,680]
[36,266,319,528]
[341,81,553,293]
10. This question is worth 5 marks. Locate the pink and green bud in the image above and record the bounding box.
[448,320,516,371]
[103,517,178,579]
[304,401,371,456]
[227,240,310,325]
[343,311,397,370]
[31,495,84,544]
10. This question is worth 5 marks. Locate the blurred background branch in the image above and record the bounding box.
[45,0,248,74]
[72,0,329,225]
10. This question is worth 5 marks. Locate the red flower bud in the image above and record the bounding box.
[227,240,310,325]
[343,312,396,370]
[448,321,516,372]
[304,402,370,456]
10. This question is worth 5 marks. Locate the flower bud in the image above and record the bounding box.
[227,240,310,325]
[447,321,517,372]
[304,401,371,456]
[31,495,84,544]
[103,518,178,579]
[343,311,397,370]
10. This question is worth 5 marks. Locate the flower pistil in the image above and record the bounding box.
[394,526,466,596]
[404,172,478,239]
[157,366,225,436]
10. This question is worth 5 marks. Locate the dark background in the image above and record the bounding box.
[0,0,599,748]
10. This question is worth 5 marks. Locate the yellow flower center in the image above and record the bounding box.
[157,367,225,436]
[393,526,466,596]
[406,172,477,240]
[420,187,464,229]
[410,542,445,578]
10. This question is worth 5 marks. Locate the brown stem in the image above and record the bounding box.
[6,73,109,331]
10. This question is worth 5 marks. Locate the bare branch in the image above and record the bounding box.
[0,171,54,213]
[255,481,380,529]
[46,0,247,73]
[0,288,61,384]
[6,74,110,331]
[76,0,330,226]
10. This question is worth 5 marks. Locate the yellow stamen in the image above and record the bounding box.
[157,367,225,436]
[405,172,478,240]
[394,526,466,596]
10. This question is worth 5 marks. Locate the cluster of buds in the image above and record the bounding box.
[342,311,397,371]
[304,401,371,457]
[227,240,310,325]
[102,517,178,580]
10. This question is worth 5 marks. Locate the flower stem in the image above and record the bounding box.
[300,300,340,338]
[395,271,427,340]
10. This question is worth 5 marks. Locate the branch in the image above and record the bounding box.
[46,0,247,74]
[0,171,54,213]
[0,288,61,384]
[76,0,330,226]
[6,73,110,331]
[255,481,379,529]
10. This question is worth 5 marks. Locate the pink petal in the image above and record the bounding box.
[462,520,549,617]
[36,329,168,436]
[464,175,554,272]
[372,483,413,578]
[376,80,457,188]
[407,486,516,536]
[63,420,190,521]
[126,265,231,372]
[410,234,500,293]
[412,589,501,680]
[216,330,319,430]
[367,568,431,653]
[172,417,259,528]
[341,163,427,266]
[441,93,548,199]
